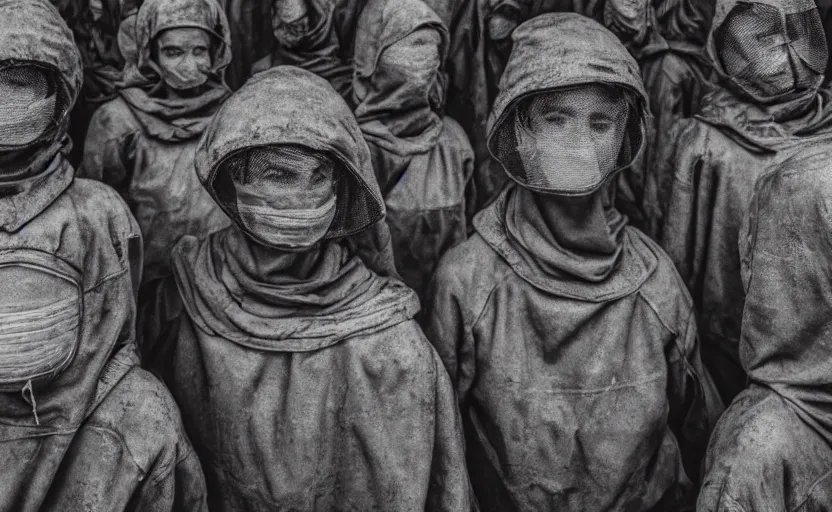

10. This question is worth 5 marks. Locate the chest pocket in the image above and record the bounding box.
[0,250,82,392]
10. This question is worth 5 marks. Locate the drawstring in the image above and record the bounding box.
[21,380,39,426]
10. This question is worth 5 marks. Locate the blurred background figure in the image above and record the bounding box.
[0,1,207,509]
[425,14,722,511]
[698,148,832,511]
[352,0,474,301]
[139,66,474,511]
[651,0,832,405]
[80,0,232,286]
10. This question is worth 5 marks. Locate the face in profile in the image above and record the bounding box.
[516,84,628,192]
[154,27,212,91]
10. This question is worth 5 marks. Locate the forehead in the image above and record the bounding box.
[156,27,211,47]
[529,85,624,111]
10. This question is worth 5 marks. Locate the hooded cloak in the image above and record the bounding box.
[80,0,231,283]
[649,0,832,404]
[425,14,722,510]
[698,148,832,511]
[138,66,474,511]
[352,0,475,300]
[0,2,207,510]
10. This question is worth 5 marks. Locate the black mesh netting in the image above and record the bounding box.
[489,86,641,196]
[716,4,787,85]
[212,144,383,239]
[0,65,64,149]
[786,9,829,75]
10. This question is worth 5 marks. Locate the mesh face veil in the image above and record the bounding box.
[715,1,828,99]
[492,85,634,196]
[213,145,338,251]
[0,66,57,150]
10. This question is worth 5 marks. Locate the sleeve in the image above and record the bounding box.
[78,106,136,199]
[426,349,477,512]
[666,310,725,483]
[422,259,477,406]
[136,276,185,381]
[126,423,209,512]
[656,122,710,289]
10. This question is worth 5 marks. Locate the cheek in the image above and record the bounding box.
[593,127,626,164]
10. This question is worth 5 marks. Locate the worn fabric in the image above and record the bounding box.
[215,0,274,89]
[81,0,231,283]
[353,0,474,299]
[698,148,832,512]
[251,0,367,100]
[425,14,722,511]
[650,0,832,404]
[139,66,474,511]
[0,2,207,510]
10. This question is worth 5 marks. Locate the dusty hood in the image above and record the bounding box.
[0,0,82,159]
[739,148,832,442]
[486,13,649,190]
[195,65,386,240]
[352,0,450,157]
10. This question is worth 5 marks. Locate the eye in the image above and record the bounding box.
[193,46,208,57]
[589,116,614,134]
[161,48,184,58]
[541,114,568,128]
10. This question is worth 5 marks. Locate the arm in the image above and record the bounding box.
[666,310,725,483]
[79,105,137,199]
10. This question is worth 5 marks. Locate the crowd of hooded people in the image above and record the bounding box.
[3,0,832,510]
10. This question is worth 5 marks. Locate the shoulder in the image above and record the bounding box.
[432,233,512,315]
[87,97,141,142]
[630,228,696,335]
[87,367,191,473]
[64,178,135,231]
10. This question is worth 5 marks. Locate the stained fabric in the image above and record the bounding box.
[698,148,832,511]
[138,66,474,511]
[80,0,231,283]
[215,0,275,89]
[0,2,207,510]
[353,0,474,299]
[251,0,368,100]
[424,14,722,511]
[649,0,832,404]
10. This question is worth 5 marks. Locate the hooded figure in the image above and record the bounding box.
[697,148,832,511]
[251,0,366,99]
[352,0,475,300]
[446,0,664,214]
[81,0,232,283]
[138,66,474,511]
[424,14,722,511]
[649,0,832,404]
[0,1,207,510]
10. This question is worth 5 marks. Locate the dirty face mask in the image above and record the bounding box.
[154,27,213,90]
[227,146,338,251]
[0,66,56,149]
[716,2,827,98]
[511,86,629,196]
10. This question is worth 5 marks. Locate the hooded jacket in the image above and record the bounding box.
[352,0,475,300]
[139,66,474,511]
[0,2,207,510]
[80,0,231,283]
[425,14,722,511]
[650,0,832,404]
[698,148,832,512]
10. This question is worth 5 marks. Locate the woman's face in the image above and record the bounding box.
[155,28,212,91]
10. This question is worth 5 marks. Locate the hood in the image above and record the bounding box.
[0,0,82,177]
[117,0,232,141]
[654,0,715,45]
[352,0,450,157]
[739,147,832,441]
[196,65,386,241]
[486,13,649,192]
[707,0,825,105]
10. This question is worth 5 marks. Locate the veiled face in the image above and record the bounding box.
[155,28,212,90]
